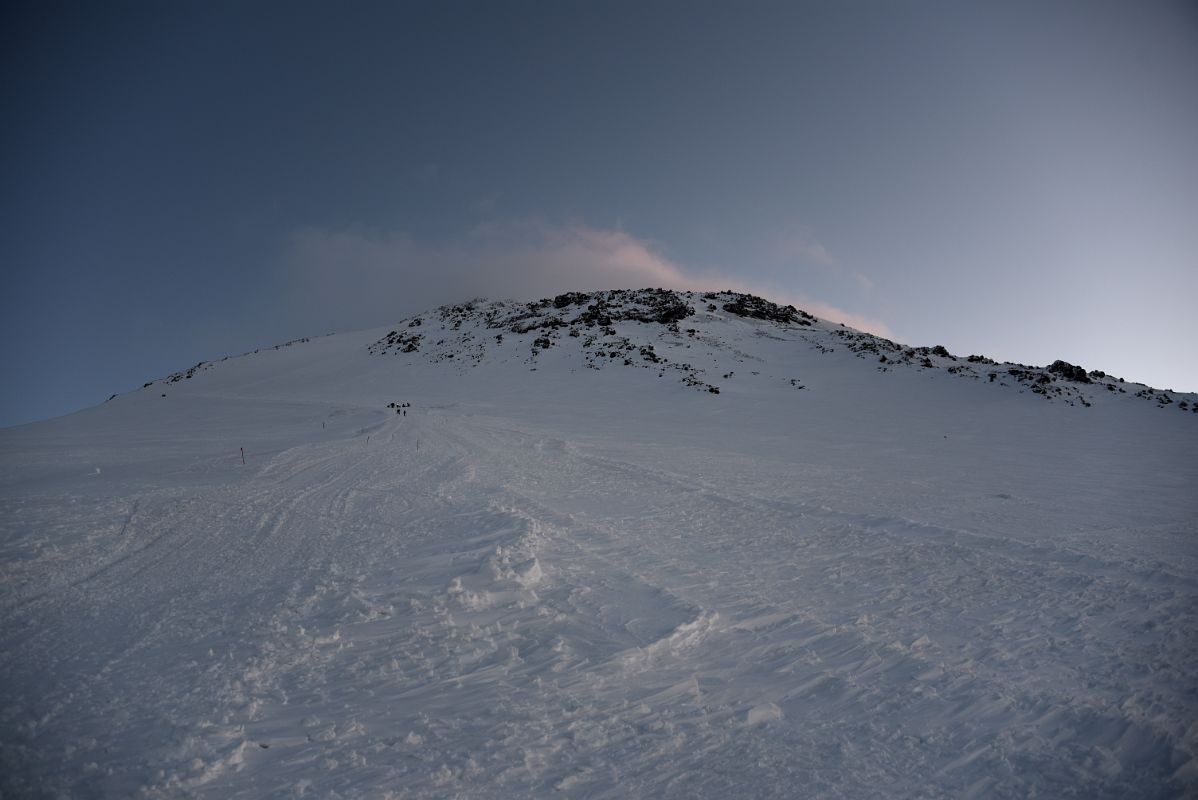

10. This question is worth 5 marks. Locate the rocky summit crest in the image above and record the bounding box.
[362,288,1195,413]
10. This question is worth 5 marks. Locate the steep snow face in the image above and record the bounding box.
[1,289,1196,798]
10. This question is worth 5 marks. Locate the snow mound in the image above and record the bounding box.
[1,287,1196,798]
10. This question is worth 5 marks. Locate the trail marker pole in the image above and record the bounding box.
[240,447,245,465]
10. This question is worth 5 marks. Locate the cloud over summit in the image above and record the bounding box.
[281,221,893,338]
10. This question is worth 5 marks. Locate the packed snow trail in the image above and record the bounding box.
[3,401,1194,798]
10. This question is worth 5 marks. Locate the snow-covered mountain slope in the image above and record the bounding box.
[1,289,1195,798]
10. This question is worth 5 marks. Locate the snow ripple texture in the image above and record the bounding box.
[1,292,1195,798]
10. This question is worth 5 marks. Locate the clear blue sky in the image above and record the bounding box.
[3,0,1196,427]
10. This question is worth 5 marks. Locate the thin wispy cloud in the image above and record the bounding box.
[773,229,838,269]
[852,270,876,292]
[280,221,893,338]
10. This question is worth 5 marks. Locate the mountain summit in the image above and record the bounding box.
[2,289,1195,798]
[359,288,1192,411]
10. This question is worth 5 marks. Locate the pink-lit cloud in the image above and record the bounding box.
[280,220,893,338]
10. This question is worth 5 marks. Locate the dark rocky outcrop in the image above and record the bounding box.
[722,293,814,326]
[1048,360,1091,383]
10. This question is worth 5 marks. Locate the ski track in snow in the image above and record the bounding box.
[2,289,1196,799]
[2,405,1195,799]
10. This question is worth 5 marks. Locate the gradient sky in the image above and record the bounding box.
[2,0,1196,427]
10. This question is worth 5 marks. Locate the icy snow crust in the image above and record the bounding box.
[1,289,1196,798]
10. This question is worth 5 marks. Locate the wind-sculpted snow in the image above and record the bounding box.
[1,289,1196,798]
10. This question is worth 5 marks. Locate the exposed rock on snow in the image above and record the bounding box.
[358,289,1197,413]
